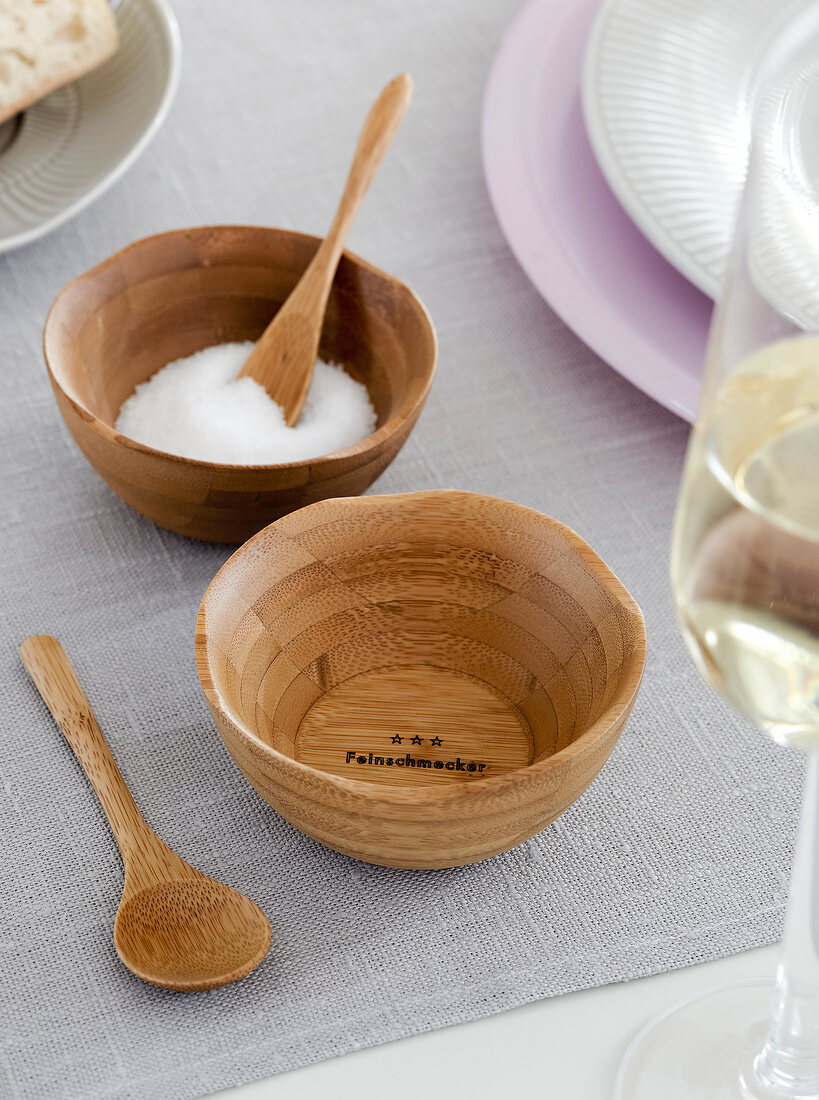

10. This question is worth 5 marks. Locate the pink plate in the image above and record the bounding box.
[481,0,711,422]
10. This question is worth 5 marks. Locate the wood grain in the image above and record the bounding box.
[296,665,532,785]
[239,74,413,425]
[43,225,437,543]
[196,490,647,869]
[20,635,271,991]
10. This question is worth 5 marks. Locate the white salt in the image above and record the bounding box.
[114,341,378,464]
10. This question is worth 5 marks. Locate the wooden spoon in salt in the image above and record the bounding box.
[238,73,413,426]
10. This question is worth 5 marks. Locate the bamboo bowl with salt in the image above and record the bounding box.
[43,224,437,543]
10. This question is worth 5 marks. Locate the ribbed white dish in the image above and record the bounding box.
[0,0,180,254]
[582,0,810,299]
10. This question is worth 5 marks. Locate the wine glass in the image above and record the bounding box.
[616,10,819,1100]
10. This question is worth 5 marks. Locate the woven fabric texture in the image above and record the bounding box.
[0,1,803,1097]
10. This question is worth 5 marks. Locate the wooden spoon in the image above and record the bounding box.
[238,72,413,425]
[20,635,271,992]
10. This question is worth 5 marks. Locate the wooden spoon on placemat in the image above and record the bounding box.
[238,72,413,425]
[20,635,270,992]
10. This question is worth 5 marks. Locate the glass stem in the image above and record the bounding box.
[749,751,819,1096]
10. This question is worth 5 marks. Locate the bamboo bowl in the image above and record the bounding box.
[196,490,647,869]
[43,226,437,543]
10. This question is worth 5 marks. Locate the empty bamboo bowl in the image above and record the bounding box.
[196,490,646,869]
[43,226,437,543]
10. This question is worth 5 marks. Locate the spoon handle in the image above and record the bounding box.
[321,72,413,267]
[20,635,151,857]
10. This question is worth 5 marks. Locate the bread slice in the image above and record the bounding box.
[0,0,119,124]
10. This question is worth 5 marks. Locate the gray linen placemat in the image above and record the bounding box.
[0,1,804,1097]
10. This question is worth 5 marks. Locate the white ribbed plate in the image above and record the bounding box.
[582,0,810,299]
[0,0,180,254]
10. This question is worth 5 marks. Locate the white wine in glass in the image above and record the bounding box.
[617,10,819,1100]
[675,334,819,752]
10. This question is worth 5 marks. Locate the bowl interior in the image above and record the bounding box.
[45,226,435,450]
[199,492,645,787]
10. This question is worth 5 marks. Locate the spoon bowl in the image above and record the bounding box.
[115,876,271,992]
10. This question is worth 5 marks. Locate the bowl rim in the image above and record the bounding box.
[195,489,647,809]
[43,224,438,472]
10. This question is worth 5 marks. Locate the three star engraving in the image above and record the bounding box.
[389,734,444,746]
